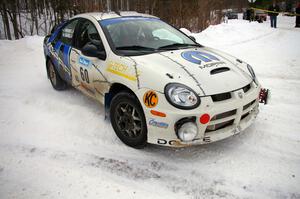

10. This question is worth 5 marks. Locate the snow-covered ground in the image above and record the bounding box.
[0,16,300,199]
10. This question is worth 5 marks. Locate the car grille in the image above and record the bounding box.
[211,109,237,121]
[205,99,257,133]
[203,82,257,134]
[241,112,250,120]
[211,84,252,102]
[241,99,256,121]
[243,84,251,93]
[206,119,235,132]
[243,99,256,111]
[211,92,231,102]
[206,109,237,132]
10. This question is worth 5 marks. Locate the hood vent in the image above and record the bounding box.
[210,67,230,75]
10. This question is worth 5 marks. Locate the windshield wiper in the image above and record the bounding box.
[158,43,201,50]
[116,45,155,51]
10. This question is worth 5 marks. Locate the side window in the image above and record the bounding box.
[60,20,78,45]
[75,20,102,50]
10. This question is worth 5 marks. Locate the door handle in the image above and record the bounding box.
[71,59,76,63]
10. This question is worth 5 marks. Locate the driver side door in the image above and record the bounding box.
[70,19,107,100]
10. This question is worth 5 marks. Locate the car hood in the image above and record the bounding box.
[133,47,253,96]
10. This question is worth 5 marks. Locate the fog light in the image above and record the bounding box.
[177,122,198,142]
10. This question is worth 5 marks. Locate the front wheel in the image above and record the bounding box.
[110,92,147,148]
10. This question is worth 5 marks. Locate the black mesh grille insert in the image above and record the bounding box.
[211,92,231,102]
[243,100,256,111]
[243,84,251,93]
[211,109,237,121]
[241,113,250,120]
[206,120,234,132]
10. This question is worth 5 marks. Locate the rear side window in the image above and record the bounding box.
[59,20,78,46]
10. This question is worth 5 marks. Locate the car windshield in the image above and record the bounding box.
[99,17,200,56]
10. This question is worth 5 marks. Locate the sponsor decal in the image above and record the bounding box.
[181,51,219,65]
[149,119,168,129]
[100,17,160,26]
[157,139,178,145]
[201,61,226,69]
[106,61,137,81]
[79,56,91,67]
[143,90,158,108]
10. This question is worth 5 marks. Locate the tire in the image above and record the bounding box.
[110,92,147,148]
[47,59,68,90]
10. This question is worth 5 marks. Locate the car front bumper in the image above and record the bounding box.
[137,81,261,147]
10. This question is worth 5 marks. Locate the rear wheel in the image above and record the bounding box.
[47,60,67,90]
[110,92,147,148]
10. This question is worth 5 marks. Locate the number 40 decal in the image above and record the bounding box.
[80,67,89,83]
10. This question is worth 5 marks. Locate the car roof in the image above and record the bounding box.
[73,11,159,21]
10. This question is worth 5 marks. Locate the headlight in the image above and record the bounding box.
[165,83,200,110]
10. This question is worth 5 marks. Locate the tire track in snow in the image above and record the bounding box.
[0,144,239,199]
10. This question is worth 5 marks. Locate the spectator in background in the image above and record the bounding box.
[224,13,228,23]
[268,1,280,28]
[296,2,300,28]
[246,8,251,22]
[246,8,254,22]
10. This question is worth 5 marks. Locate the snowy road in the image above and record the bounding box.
[0,16,300,199]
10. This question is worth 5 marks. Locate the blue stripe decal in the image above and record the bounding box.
[63,45,71,68]
[54,41,62,53]
[49,21,67,43]
[100,17,160,26]
[52,41,62,68]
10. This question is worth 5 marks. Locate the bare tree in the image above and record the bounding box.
[0,0,250,40]
[0,1,12,40]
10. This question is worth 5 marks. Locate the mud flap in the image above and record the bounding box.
[104,93,113,120]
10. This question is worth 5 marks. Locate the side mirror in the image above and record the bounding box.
[189,35,196,42]
[82,41,106,60]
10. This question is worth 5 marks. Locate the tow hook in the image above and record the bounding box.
[259,88,270,105]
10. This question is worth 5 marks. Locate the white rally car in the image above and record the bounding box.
[43,12,268,148]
